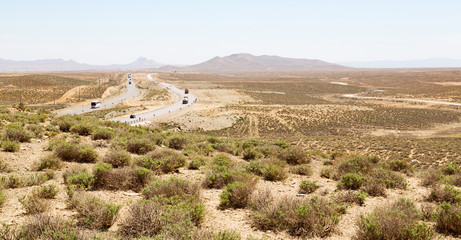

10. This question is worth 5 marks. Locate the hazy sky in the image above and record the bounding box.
[1,0,460,65]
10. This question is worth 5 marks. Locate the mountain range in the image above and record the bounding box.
[338,58,461,68]
[0,57,164,73]
[0,54,345,73]
[160,53,345,72]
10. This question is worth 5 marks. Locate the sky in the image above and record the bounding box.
[1,0,461,65]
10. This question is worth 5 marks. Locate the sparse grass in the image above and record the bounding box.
[0,191,5,208]
[0,159,10,172]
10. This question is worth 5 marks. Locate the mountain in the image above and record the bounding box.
[161,53,346,73]
[0,57,166,73]
[338,58,461,68]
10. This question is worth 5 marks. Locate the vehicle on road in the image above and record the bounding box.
[129,81,132,84]
[185,88,189,94]
[91,100,101,109]
[182,97,189,104]
[130,114,136,119]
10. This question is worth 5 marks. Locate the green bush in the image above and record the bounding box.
[34,155,62,170]
[355,198,433,240]
[188,155,209,170]
[126,137,155,154]
[338,173,366,190]
[435,202,461,235]
[91,127,115,140]
[69,123,94,136]
[0,191,5,208]
[243,147,263,160]
[337,156,372,176]
[63,167,95,189]
[54,141,98,163]
[383,159,410,172]
[443,164,459,175]
[299,180,321,194]
[2,140,19,152]
[220,180,256,209]
[137,148,186,173]
[320,167,335,179]
[167,134,189,150]
[246,159,287,181]
[4,123,32,142]
[103,149,131,168]
[26,124,44,138]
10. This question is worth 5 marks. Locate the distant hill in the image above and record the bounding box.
[338,58,461,68]
[0,57,165,73]
[161,53,347,73]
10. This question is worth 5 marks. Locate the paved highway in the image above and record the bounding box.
[57,75,140,116]
[118,74,197,125]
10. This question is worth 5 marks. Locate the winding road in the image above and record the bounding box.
[55,74,197,125]
[118,74,197,125]
[56,75,140,116]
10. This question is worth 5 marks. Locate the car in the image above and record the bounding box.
[129,114,136,119]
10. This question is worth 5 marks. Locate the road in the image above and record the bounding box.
[118,74,197,125]
[343,93,461,107]
[57,75,140,116]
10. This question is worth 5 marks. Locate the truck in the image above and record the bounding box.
[91,100,101,109]
[185,88,189,94]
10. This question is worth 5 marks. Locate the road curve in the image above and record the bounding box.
[343,93,461,107]
[56,75,140,116]
[118,74,198,125]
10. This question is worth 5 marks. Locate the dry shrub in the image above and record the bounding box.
[119,200,195,239]
[420,168,441,187]
[435,202,461,235]
[289,164,312,176]
[142,177,200,200]
[0,159,9,172]
[251,194,342,238]
[19,195,49,214]
[19,214,78,240]
[68,192,120,230]
[94,164,152,192]
[354,198,433,240]
[167,134,189,150]
[32,184,59,199]
[103,149,131,168]
[70,123,94,136]
[246,159,288,181]
[188,155,209,170]
[334,190,367,206]
[277,147,310,165]
[368,168,407,189]
[219,178,258,209]
[320,167,336,179]
[0,191,6,209]
[2,140,20,152]
[4,124,32,142]
[34,155,63,170]
[249,188,274,210]
[361,180,387,197]
[428,184,461,204]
